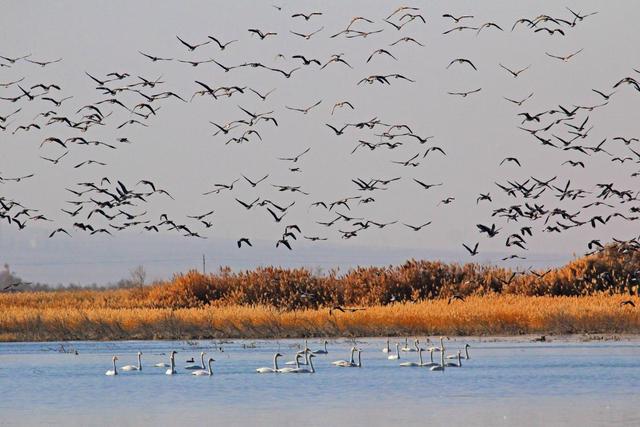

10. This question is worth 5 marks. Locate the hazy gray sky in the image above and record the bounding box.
[1,1,638,284]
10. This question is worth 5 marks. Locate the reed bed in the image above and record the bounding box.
[0,295,638,341]
[1,244,638,341]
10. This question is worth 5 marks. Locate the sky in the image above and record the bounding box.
[1,1,639,284]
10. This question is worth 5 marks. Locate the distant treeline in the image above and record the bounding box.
[4,242,638,310]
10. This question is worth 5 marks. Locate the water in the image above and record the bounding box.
[1,338,639,426]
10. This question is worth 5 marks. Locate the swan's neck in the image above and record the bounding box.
[465,346,470,359]
[418,349,423,365]
[295,355,300,368]
[324,341,328,352]
[208,360,213,375]
[349,349,355,364]
[440,351,445,368]
[309,357,315,373]
[430,349,434,363]
[396,345,400,358]
[356,351,362,367]
[273,354,280,371]
[386,339,390,351]
[304,350,309,364]
[200,353,205,368]
[137,353,142,370]
[113,358,117,374]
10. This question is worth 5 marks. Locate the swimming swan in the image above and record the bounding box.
[332,347,357,367]
[421,348,439,368]
[401,338,417,352]
[447,344,471,359]
[257,353,282,373]
[121,352,142,371]
[105,356,118,376]
[387,343,401,360]
[382,338,391,353]
[291,354,316,373]
[400,348,424,367]
[445,351,462,367]
[430,349,446,372]
[192,358,215,376]
[312,340,329,354]
[166,351,177,375]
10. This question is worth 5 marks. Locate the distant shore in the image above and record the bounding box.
[1,294,637,342]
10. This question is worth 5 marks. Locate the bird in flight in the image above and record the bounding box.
[545,49,583,62]
[463,242,479,256]
[499,63,530,78]
[447,58,477,70]
[448,88,482,97]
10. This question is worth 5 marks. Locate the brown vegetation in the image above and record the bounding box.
[0,244,638,341]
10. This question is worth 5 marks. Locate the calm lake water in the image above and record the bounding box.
[1,338,639,426]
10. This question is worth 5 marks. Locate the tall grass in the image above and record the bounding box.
[0,243,638,341]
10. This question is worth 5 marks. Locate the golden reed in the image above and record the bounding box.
[0,244,637,341]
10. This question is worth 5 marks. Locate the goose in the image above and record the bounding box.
[121,352,142,371]
[185,352,206,370]
[382,338,391,353]
[401,338,417,352]
[166,351,177,375]
[400,348,424,367]
[445,351,462,367]
[430,350,446,372]
[105,356,118,376]
[421,348,439,368]
[312,340,329,354]
[447,344,471,360]
[291,354,316,373]
[257,353,282,373]
[192,358,215,376]
[388,343,401,360]
[332,347,357,367]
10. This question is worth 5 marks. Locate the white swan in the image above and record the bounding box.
[285,349,309,365]
[121,352,142,371]
[400,348,423,367]
[192,358,215,376]
[291,354,316,373]
[311,340,328,354]
[382,338,391,353]
[445,350,462,367]
[165,351,177,375]
[105,356,118,376]
[279,354,302,373]
[401,337,417,352]
[430,349,446,372]
[257,353,282,373]
[427,336,446,353]
[185,352,206,370]
[332,347,357,367]
[387,343,401,360]
[446,343,471,359]
[420,348,439,368]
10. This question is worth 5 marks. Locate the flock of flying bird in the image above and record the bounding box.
[1,4,640,276]
[104,336,470,376]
